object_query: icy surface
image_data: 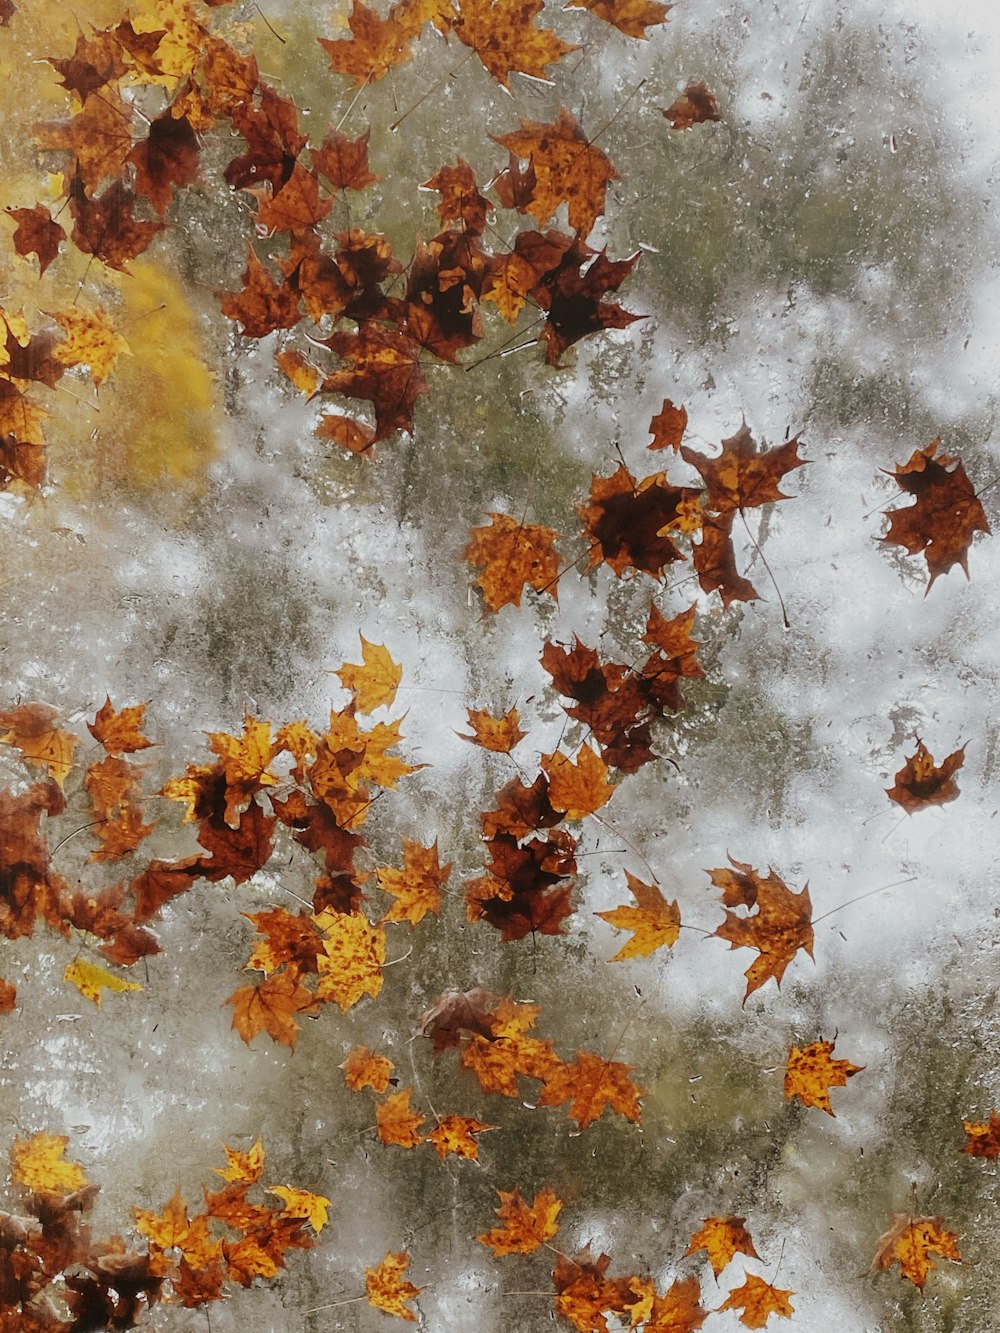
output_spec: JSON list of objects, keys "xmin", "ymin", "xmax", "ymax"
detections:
[{"xmin": 2, "ymin": 0, "xmax": 1000, "ymax": 1330}]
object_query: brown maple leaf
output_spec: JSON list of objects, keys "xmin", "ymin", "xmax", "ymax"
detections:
[
  {"xmin": 662, "ymin": 81, "xmax": 721, "ymax": 130},
  {"xmin": 459, "ymin": 705, "xmax": 527, "ymax": 753},
  {"xmin": 716, "ymin": 1275, "xmax": 794, "ymax": 1329},
  {"xmin": 682, "ymin": 421, "xmax": 806, "ymax": 514},
  {"xmin": 881, "ymin": 439, "xmax": 990, "ymax": 588},
  {"xmin": 318, "ymin": 324, "xmax": 428, "ymax": 442},
  {"xmin": 784, "ymin": 1039, "xmax": 863, "ymax": 1115},
  {"xmin": 451, "ymin": 0, "xmax": 576, "ymax": 88},
  {"xmin": 565, "ymin": 0, "xmax": 671, "ymax": 40},
  {"xmin": 219, "ymin": 245, "xmax": 301, "ymax": 338},
  {"xmin": 7, "ymin": 205, "xmax": 65, "ymax": 275},
  {"xmin": 250, "ymin": 162, "xmax": 332, "ymax": 235},
  {"xmin": 494, "ymin": 107, "xmax": 617, "ymax": 240},
  {"xmin": 530, "ymin": 237, "xmax": 642, "ymax": 365},
  {"xmin": 88, "ymin": 697, "xmax": 154, "ymax": 755},
  {"xmin": 422, "ymin": 158, "xmax": 490, "ymax": 234},
  {"xmin": 538, "ymin": 1050, "xmax": 644, "ymax": 1129},
  {"xmin": 40, "ymin": 90, "xmax": 136, "ymax": 195},
  {"xmin": 312, "ymin": 126, "xmax": 378, "ymax": 191},
  {"xmin": 871, "ymin": 1212, "xmax": 961, "ymax": 1290},
  {"xmin": 579, "ymin": 464, "xmax": 698, "ymax": 578},
  {"xmin": 648, "ymin": 396, "xmax": 687, "ymax": 450},
  {"xmin": 961, "ymin": 1111, "xmax": 1000, "ymax": 1158},
  {"xmin": 710, "ymin": 857, "xmax": 814, "ymax": 1000},
  {"xmin": 225, "ymin": 83, "xmax": 306, "ymax": 193},
  {"xmin": 886, "ymin": 739, "xmax": 965, "ymax": 812},
  {"xmin": 685, "ymin": 1215, "xmax": 759, "ymax": 1277},
  {"xmin": 465, "ymin": 512, "xmax": 560, "ymax": 611},
  {"xmin": 68, "ymin": 171, "xmax": 166, "ymax": 270},
  {"xmin": 129, "ymin": 110, "xmax": 200, "ymax": 214},
  {"xmin": 691, "ymin": 511, "xmax": 761, "ymax": 607},
  {"xmin": 419, "ymin": 986, "xmax": 501, "ymax": 1054},
  {"xmin": 243, "ymin": 908, "xmax": 326, "ymax": 978},
  {"xmin": 553, "ymin": 1248, "xmax": 635, "ymax": 1333},
  {"xmin": 0, "ymin": 977, "xmax": 16, "ymax": 1012},
  {"xmin": 644, "ymin": 1275, "xmax": 708, "ymax": 1332},
  {"xmin": 319, "ymin": 0, "xmax": 435, "ymax": 85},
  {"xmin": 595, "ymin": 871, "xmax": 680, "ymax": 960},
  {"xmin": 477, "ymin": 1185, "xmax": 562, "ymax": 1255}
]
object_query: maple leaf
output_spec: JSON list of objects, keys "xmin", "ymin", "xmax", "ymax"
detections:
[
  {"xmin": 881, "ymin": 439, "xmax": 990, "ymax": 587},
  {"xmin": 459, "ymin": 705, "xmax": 527, "ymax": 752},
  {"xmin": 716, "ymin": 1275, "xmax": 794, "ymax": 1329},
  {"xmin": 579, "ymin": 464, "xmax": 698, "ymax": 578},
  {"xmin": 88, "ymin": 696, "xmax": 154, "ymax": 754},
  {"xmin": 710, "ymin": 857, "xmax": 814, "ymax": 1000},
  {"xmin": 565, "ymin": 0, "xmax": 671, "ymax": 40},
  {"xmin": 51, "ymin": 306, "xmax": 131, "ymax": 386},
  {"xmin": 553, "ymin": 1248, "xmax": 635, "ymax": 1333},
  {"xmin": 961, "ymin": 1110, "xmax": 1000, "ymax": 1157},
  {"xmin": 377, "ymin": 1088, "xmax": 427, "ymax": 1147},
  {"xmin": 645, "ymin": 1276, "xmax": 709, "ymax": 1332},
  {"xmin": 662, "ymin": 82, "xmax": 722, "ymax": 130},
  {"xmin": 214, "ymin": 1138, "xmax": 265, "ymax": 1183},
  {"xmin": 226, "ymin": 972, "xmax": 319, "ymax": 1049},
  {"xmin": 64, "ymin": 957, "xmax": 143, "ymax": 1005},
  {"xmin": 131, "ymin": 857, "xmax": 201, "ymax": 920},
  {"xmin": 465, "ymin": 512, "xmax": 560, "ymax": 611},
  {"xmin": 313, "ymin": 127, "xmax": 378, "ymax": 191},
  {"xmin": 542, "ymin": 743, "xmax": 614, "ymax": 819},
  {"xmin": 419, "ymin": 986, "xmax": 501, "ymax": 1054},
  {"xmin": 251, "ymin": 162, "xmax": 332, "ymax": 235},
  {"xmin": 494, "ymin": 107, "xmax": 617, "ymax": 239},
  {"xmin": 886, "ymin": 739, "xmax": 965, "ymax": 812},
  {"xmin": 219, "ymin": 245, "xmax": 301, "ymax": 338},
  {"xmin": 784, "ymin": 1039, "xmax": 863, "ymax": 1115},
  {"xmin": 68, "ymin": 172, "xmax": 166, "ymax": 270},
  {"xmin": 870, "ymin": 1213, "xmax": 961, "ymax": 1290},
  {"xmin": 0, "ymin": 702, "xmax": 78, "ymax": 787},
  {"xmin": 129, "ymin": 109, "xmax": 200, "ymax": 214},
  {"xmin": 426, "ymin": 1113, "xmax": 496, "ymax": 1160},
  {"xmin": 595, "ymin": 872, "xmax": 680, "ymax": 960},
  {"xmin": 530, "ymin": 237, "xmax": 642, "ymax": 365},
  {"xmin": 477, "ymin": 1185, "xmax": 562, "ymax": 1255},
  {"xmin": 685, "ymin": 1215, "xmax": 760, "ymax": 1276},
  {"xmin": 11, "ymin": 1132, "xmax": 88, "ymax": 1196},
  {"xmin": 0, "ymin": 780, "xmax": 68, "ymax": 939},
  {"xmin": 319, "ymin": 0, "xmax": 433, "ymax": 85},
  {"xmin": 225, "ymin": 83, "xmax": 306, "ymax": 192},
  {"xmin": 7, "ymin": 205, "xmax": 65, "ymax": 275},
  {"xmin": 450, "ymin": 0, "xmax": 576, "ymax": 89},
  {"xmin": 423, "ymin": 158, "xmax": 490, "ymax": 233},
  {"xmin": 40, "ymin": 90, "xmax": 136, "ymax": 195},
  {"xmin": 342, "ymin": 1045, "xmax": 396, "ymax": 1092},
  {"xmin": 315, "ymin": 908, "xmax": 387, "ymax": 1009},
  {"xmin": 466, "ymin": 830, "xmax": 577, "ymax": 941},
  {"xmin": 366, "ymin": 1250, "xmax": 423, "ymax": 1321},
  {"xmin": 319, "ymin": 324, "xmax": 428, "ymax": 442},
  {"xmin": 0, "ymin": 977, "xmax": 16, "ymax": 1012},
  {"xmin": 682, "ymin": 422, "xmax": 806, "ymax": 514},
  {"xmin": 267, "ymin": 1186, "xmax": 331, "ymax": 1232},
  {"xmin": 244, "ymin": 908, "xmax": 325, "ymax": 977},
  {"xmin": 376, "ymin": 837, "xmax": 451, "ymax": 925},
  {"xmin": 336, "ymin": 636, "xmax": 402, "ymax": 713},
  {"xmin": 648, "ymin": 397, "xmax": 688, "ymax": 450},
  {"xmin": 691, "ymin": 511, "xmax": 760, "ymax": 607},
  {"xmin": 538, "ymin": 1050, "xmax": 644, "ymax": 1129}
]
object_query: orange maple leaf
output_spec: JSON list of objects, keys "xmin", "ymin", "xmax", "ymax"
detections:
[
  {"xmin": 0, "ymin": 702, "xmax": 79, "ymax": 788},
  {"xmin": 663, "ymin": 81, "xmax": 722, "ymax": 130},
  {"xmin": 886, "ymin": 739, "xmax": 965, "ymax": 812},
  {"xmin": 459, "ymin": 706, "xmax": 527, "ymax": 753},
  {"xmin": 88, "ymin": 696, "xmax": 154, "ymax": 754},
  {"xmin": 870, "ymin": 1213, "xmax": 961, "ymax": 1290},
  {"xmin": 450, "ymin": 0, "xmax": 576, "ymax": 88},
  {"xmin": 552, "ymin": 1248, "xmax": 635, "ymax": 1333},
  {"xmin": 538, "ymin": 1050, "xmax": 644, "ymax": 1129},
  {"xmin": 319, "ymin": 0, "xmax": 436, "ymax": 85},
  {"xmin": 784, "ymin": 1039, "xmax": 863, "ymax": 1115},
  {"xmin": 648, "ymin": 397, "xmax": 687, "ymax": 450},
  {"xmin": 716, "ymin": 1274, "xmax": 794, "ymax": 1329},
  {"xmin": 685, "ymin": 1215, "xmax": 760, "ymax": 1277},
  {"xmin": 645, "ymin": 1275, "xmax": 709, "ymax": 1332},
  {"xmin": 243, "ymin": 908, "xmax": 326, "ymax": 978},
  {"xmin": 465, "ymin": 513, "xmax": 560, "ymax": 611},
  {"xmin": 335, "ymin": 636, "xmax": 402, "ymax": 713},
  {"xmin": 314, "ymin": 908, "xmax": 386, "ymax": 1009},
  {"xmin": 376, "ymin": 837, "xmax": 451, "ymax": 925},
  {"xmin": 341, "ymin": 1045, "xmax": 396, "ymax": 1093},
  {"xmin": 682, "ymin": 421, "xmax": 806, "ymax": 514},
  {"xmin": 477, "ymin": 1185, "xmax": 562, "ymax": 1255},
  {"xmin": 961, "ymin": 1110, "xmax": 1000, "ymax": 1158},
  {"xmin": 494, "ymin": 107, "xmax": 617, "ymax": 240},
  {"xmin": 426, "ymin": 1113, "xmax": 496, "ymax": 1160},
  {"xmin": 881, "ymin": 439, "xmax": 990, "ymax": 588},
  {"xmin": 365, "ymin": 1249, "xmax": 423, "ymax": 1321},
  {"xmin": 595, "ymin": 871, "xmax": 680, "ymax": 960},
  {"xmin": 226, "ymin": 972, "xmax": 318, "ymax": 1049},
  {"xmin": 542, "ymin": 744, "xmax": 614, "ymax": 819},
  {"xmin": 565, "ymin": 0, "xmax": 671, "ymax": 40},
  {"xmin": 376, "ymin": 1088, "xmax": 426, "ymax": 1147},
  {"xmin": 710, "ymin": 857, "xmax": 814, "ymax": 1001}
]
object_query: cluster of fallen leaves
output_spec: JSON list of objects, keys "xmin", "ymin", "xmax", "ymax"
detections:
[{"xmin": 0, "ymin": 0, "xmax": 996, "ymax": 1329}]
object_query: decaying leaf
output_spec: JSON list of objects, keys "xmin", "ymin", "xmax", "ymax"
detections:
[
  {"xmin": 871, "ymin": 1213, "xmax": 961, "ymax": 1290},
  {"xmin": 886, "ymin": 739, "xmax": 965, "ymax": 812},
  {"xmin": 64, "ymin": 957, "xmax": 143, "ymax": 1005},
  {"xmin": 961, "ymin": 1110, "xmax": 1000, "ymax": 1158},
  {"xmin": 465, "ymin": 513, "xmax": 560, "ymax": 611},
  {"xmin": 881, "ymin": 439, "xmax": 990, "ymax": 588},
  {"xmin": 662, "ymin": 81, "xmax": 721, "ymax": 130}
]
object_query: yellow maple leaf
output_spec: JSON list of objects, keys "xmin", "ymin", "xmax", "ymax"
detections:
[
  {"xmin": 267, "ymin": 1185, "xmax": 331, "ymax": 1232},
  {"xmin": 476, "ymin": 1186, "xmax": 563, "ymax": 1256},
  {"xmin": 595, "ymin": 872, "xmax": 681, "ymax": 961},
  {"xmin": 133, "ymin": 0, "xmax": 205, "ymax": 84},
  {"xmin": 64, "ymin": 957, "xmax": 142, "ymax": 1005},
  {"xmin": 426, "ymin": 1114, "xmax": 495, "ymax": 1160},
  {"xmin": 51, "ymin": 306, "xmax": 131, "ymax": 386},
  {"xmin": 542, "ymin": 743, "xmax": 614, "ymax": 819},
  {"xmin": 784, "ymin": 1039, "xmax": 863, "ymax": 1116},
  {"xmin": 314, "ymin": 909, "xmax": 386, "ymax": 1009},
  {"xmin": 214, "ymin": 1137, "xmax": 265, "ymax": 1183},
  {"xmin": 376, "ymin": 837, "xmax": 451, "ymax": 926},
  {"xmin": 207, "ymin": 714, "xmax": 277, "ymax": 789},
  {"xmin": 365, "ymin": 1250, "xmax": 423, "ymax": 1322},
  {"xmin": 11, "ymin": 1132, "xmax": 87, "ymax": 1195},
  {"xmin": 335, "ymin": 635, "xmax": 402, "ymax": 713}
]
